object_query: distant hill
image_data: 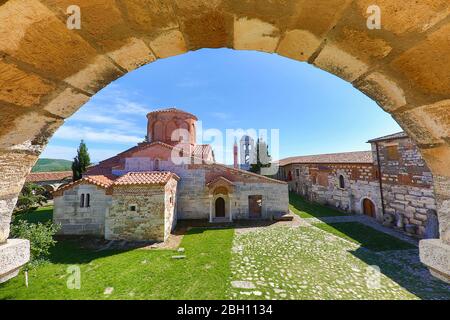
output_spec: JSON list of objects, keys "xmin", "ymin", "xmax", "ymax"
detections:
[{"xmin": 32, "ymin": 159, "xmax": 72, "ymax": 173}]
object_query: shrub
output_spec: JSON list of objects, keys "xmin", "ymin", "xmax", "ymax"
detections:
[{"xmin": 10, "ymin": 219, "xmax": 61, "ymax": 265}]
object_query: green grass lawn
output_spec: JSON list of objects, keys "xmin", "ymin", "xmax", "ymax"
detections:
[
  {"xmin": 0, "ymin": 225, "xmax": 234, "ymax": 300},
  {"xmin": 289, "ymin": 192, "xmax": 349, "ymax": 218},
  {"xmin": 13, "ymin": 206, "xmax": 53, "ymax": 224},
  {"xmin": 314, "ymin": 222, "xmax": 416, "ymax": 251}
]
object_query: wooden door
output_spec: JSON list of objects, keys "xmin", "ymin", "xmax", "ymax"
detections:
[
  {"xmin": 249, "ymin": 195, "xmax": 262, "ymax": 218},
  {"xmin": 363, "ymin": 199, "xmax": 375, "ymax": 218},
  {"xmin": 215, "ymin": 197, "xmax": 225, "ymax": 217}
]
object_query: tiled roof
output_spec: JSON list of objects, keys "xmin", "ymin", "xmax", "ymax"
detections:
[
  {"xmin": 206, "ymin": 176, "xmax": 235, "ymax": 187},
  {"xmin": 54, "ymin": 171, "xmax": 179, "ymax": 195},
  {"xmin": 53, "ymin": 174, "xmax": 116, "ymax": 196},
  {"xmin": 367, "ymin": 132, "xmax": 408, "ymax": 143},
  {"xmin": 147, "ymin": 108, "xmax": 198, "ymax": 120},
  {"xmin": 279, "ymin": 151, "xmax": 374, "ymax": 166},
  {"xmin": 26, "ymin": 171, "xmax": 72, "ymax": 183},
  {"xmin": 114, "ymin": 171, "xmax": 179, "ymax": 186},
  {"xmin": 193, "ymin": 144, "xmax": 213, "ymax": 160}
]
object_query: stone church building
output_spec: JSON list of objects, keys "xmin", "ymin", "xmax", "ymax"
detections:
[
  {"xmin": 278, "ymin": 132, "xmax": 438, "ymax": 238},
  {"xmin": 53, "ymin": 108, "xmax": 288, "ymax": 242}
]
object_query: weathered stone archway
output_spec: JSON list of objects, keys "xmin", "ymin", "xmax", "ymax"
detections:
[{"xmin": 0, "ymin": 0, "xmax": 449, "ymax": 281}]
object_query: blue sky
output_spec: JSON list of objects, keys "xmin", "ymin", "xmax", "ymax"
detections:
[{"xmin": 41, "ymin": 48, "xmax": 402, "ymax": 164}]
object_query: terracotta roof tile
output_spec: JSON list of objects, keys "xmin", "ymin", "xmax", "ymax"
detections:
[
  {"xmin": 26, "ymin": 171, "xmax": 72, "ymax": 183},
  {"xmin": 147, "ymin": 108, "xmax": 198, "ymax": 120},
  {"xmin": 52, "ymin": 174, "xmax": 116, "ymax": 196},
  {"xmin": 113, "ymin": 171, "xmax": 179, "ymax": 186},
  {"xmin": 279, "ymin": 151, "xmax": 373, "ymax": 167},
  {"xmin": 367, "ymin": 132, "xmax": 407, "ymax": 143}
]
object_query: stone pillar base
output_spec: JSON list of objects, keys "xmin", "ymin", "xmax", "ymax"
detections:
[
  {"xmin": 419, "ymin": 239, "xmax": 450, "ymax": 284},
  {"xmin": 0, "ymin": 239, "xmax": 30, "ymax": 283}
]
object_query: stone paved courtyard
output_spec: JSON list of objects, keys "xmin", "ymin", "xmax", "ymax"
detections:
[{"xmin": 228, "ymin": 224, "xmax": 450, "ymax": 300}]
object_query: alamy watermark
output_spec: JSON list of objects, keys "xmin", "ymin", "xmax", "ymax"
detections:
[
  {"xmin": 66, "ymin": 265, "xmax": 81, "ymax": 290},
  {"xmin": 367, "ymin": 5, "xmax": 381, "ymax": 30},
  {"xmin": 66, "ymin": 5, "xmax": 81, "ymax": 30}
]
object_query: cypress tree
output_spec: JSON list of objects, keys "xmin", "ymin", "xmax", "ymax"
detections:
[{"xmin": 72, "ymin": 140, "xmax": 91, "ymax": 181}]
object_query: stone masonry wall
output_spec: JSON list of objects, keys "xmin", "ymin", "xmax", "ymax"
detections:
[
  {"xmin": 373, "ymin": 138, "xmax": 436, "ymax": 236},
  {"xmin": 53, "ymin": 184, "xmax": 111, "ymax": 236},
  {"xmin": 164, "ymin": 178, "xmax": 178, "ymax": 240},
  {"xmin": 106, "ymin": 185, "xmax": 167, "ymax": 241},
  {"xmin": 281, "ymin": 163, "xmax": 383, "ymax": 219},
  {"xmin": 158, "ymin": 160, "xmax": 288, "ymax": 220}
]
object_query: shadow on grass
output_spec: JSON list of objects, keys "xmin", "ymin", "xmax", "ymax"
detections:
[
  {"xmin": 314, "ymin": 222, "xmax": 415, "ymax": 251},
  {"xmin": 289, "ymin": 192, "xmax": 350, "ymax": 219},
  {"xmin": 350, "ymin": 247, "xmax": 450, "ymax": 300}
]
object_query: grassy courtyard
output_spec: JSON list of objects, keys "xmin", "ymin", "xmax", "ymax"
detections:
[
  {"xmin": 1, "ymin": 203, "xmax": 450, "ymax": 300},
  {"xmin": 289, "ymin": 192, "xmax": 349, "ymax": 218}
]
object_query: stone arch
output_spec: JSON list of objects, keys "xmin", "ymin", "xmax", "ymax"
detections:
[
  {"xmin": 152, "ymin": 121, "xmax": 164, "ymax": 142},
  {"xmin": 165, "ymin": 121, "xmax": 178, "ymax": 142},
  {"xmin": 360, "ymin": 197, "xmax": 380, "ymax": 221},
  {"xmin": 0, "ymin": 0, "xmax": 449, "ymax": 280}
]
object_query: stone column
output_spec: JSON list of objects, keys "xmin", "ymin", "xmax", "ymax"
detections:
[
  {"xmin": 0, "ymin": 150, "xmax": 36, "ymax": 283},
  {"xmin": 419, "ymin": 174, "xmax": 450, "ymax": 283},
  {"xmin": 209, "ymin": 195, "xmax": 213, "ymax": 223}
]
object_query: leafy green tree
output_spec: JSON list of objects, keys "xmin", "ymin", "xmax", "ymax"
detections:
[
  {"xmin": 72, "ymin": 140, "xmax": 91, "ymax": 181},
  {"xmin": 249, "ymin": 138, "xmax": 272, "ymax": 175},
  {"xmin": 16, "ymin": 183, "xmax": 47, "ymax": 212}
]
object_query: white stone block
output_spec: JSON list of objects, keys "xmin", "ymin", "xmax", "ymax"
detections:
[{"xmin": 0, "ymin": 239, "xmax": 30, "ymax": 283}]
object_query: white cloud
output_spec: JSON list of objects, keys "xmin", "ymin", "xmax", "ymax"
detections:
[
  {"xmin": 53, "ymin": 125, "xmax": 143, "ymax": 144},
  {"xmin": 70, "ymin": 114, "xmax": 134, "ymax": 127}
]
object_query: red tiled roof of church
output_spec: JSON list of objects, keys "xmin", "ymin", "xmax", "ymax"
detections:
[
  {"xmin": 279, "ymin": 151, "xmax": 373, "ymax": 166},
  {"xmin": 52, "ymin": 174, "xmax": 117, "ymax": 196},
  {"xmin": 147, "ymin": 108, "xmax": 198, "ymax": 120},
  {"xmin": 85, "ymin": 141, "xmax": 214, "ymax": 176},
  {"xmin": 53, "ymin": 171, "xmax": 179, "ymax": 196},
  {"xmin": 26, "ymin": 171, "xmax": 72, "ymax": 183},
  {"xmin": 114, "ymin": 171, "xmax": 179, "ymax": 186}
]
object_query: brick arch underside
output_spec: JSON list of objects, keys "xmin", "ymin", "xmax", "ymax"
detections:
[{"xmin": 0, "ymin": 0, "xmax": 449, "ymax": 249}]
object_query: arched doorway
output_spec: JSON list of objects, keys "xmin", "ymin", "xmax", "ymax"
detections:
[
  {"xmin": 363, "ymin": 199, "xmax": 376, "ymax": 218},
  {"xmin": 0, "ymin": 0, "xmax": 449, "ymax": 282},
  {"xmin": 215, "ymin": 197, "xmax": 225, "ymax": 218}
]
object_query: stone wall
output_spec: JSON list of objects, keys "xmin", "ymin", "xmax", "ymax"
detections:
[
  {"xmin": 106, "ymin": 184, "xmax": 167, "ymax": 241},
  {"xmin": 158, "ymin": 161, "xmax": 288, "ymax": 220},
  {"xmin": 281, "ymin": 163, "xmax": 382, "ymax": 219},
  {"xmin": 164, "ymin": 178, "xmax": 178, "ymax": 240},
  {"xmin": 372, "ymin": 138, "xmax": 437, "ymax": 236},
  {"xmin": 53, "ymin": 184, "xmax": 111, "ymax": 236},
  {"xmin": 231, "ymin": 183, "xmax": 289, "ymax": 219}
]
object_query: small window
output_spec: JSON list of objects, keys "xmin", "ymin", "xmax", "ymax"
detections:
[
  {"xmin": 80, "ymin": 194, "xmax": 85, "ymax": 208},
  {"xmin": 386, "ymin": 145, "xmax": 400, "ymax": 161},
  {"xmin": 154, "ymin": 159, "xmax": 160, "ymax": 171},
  {"xmin": 129, "ymin": 205, "xmax": 137, "ymax": 212},
  {"xmin": 339, "ymin": 175, "xmax": 345, "ymax": 189},
  {"xmin": 296, "ymin": 169, "xmax": 300, "ymax": 177},
  {"xmin": 86, "ymin": 193, "xmax": 90, "ymax": 207}
]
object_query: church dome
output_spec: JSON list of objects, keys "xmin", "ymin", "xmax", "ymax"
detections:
[{"xmin": 146, "ymin": 108, "xmax": 197, "ymax": 146}]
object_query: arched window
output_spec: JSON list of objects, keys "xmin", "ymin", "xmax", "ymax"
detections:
[
  {"xmin": 80, "ymin": 194, "xmax": 85, "ymax": 208},
  {"xmin": 86, "ymin": 193, "xmax": 90, "ymax": 207},
  {"xmin": 154, "ymin": 159, "xmax": 160, "ymax": 171},
  {"xmin": 339, "ymin": 175, "xmax": 345, "ymax": 189}
]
